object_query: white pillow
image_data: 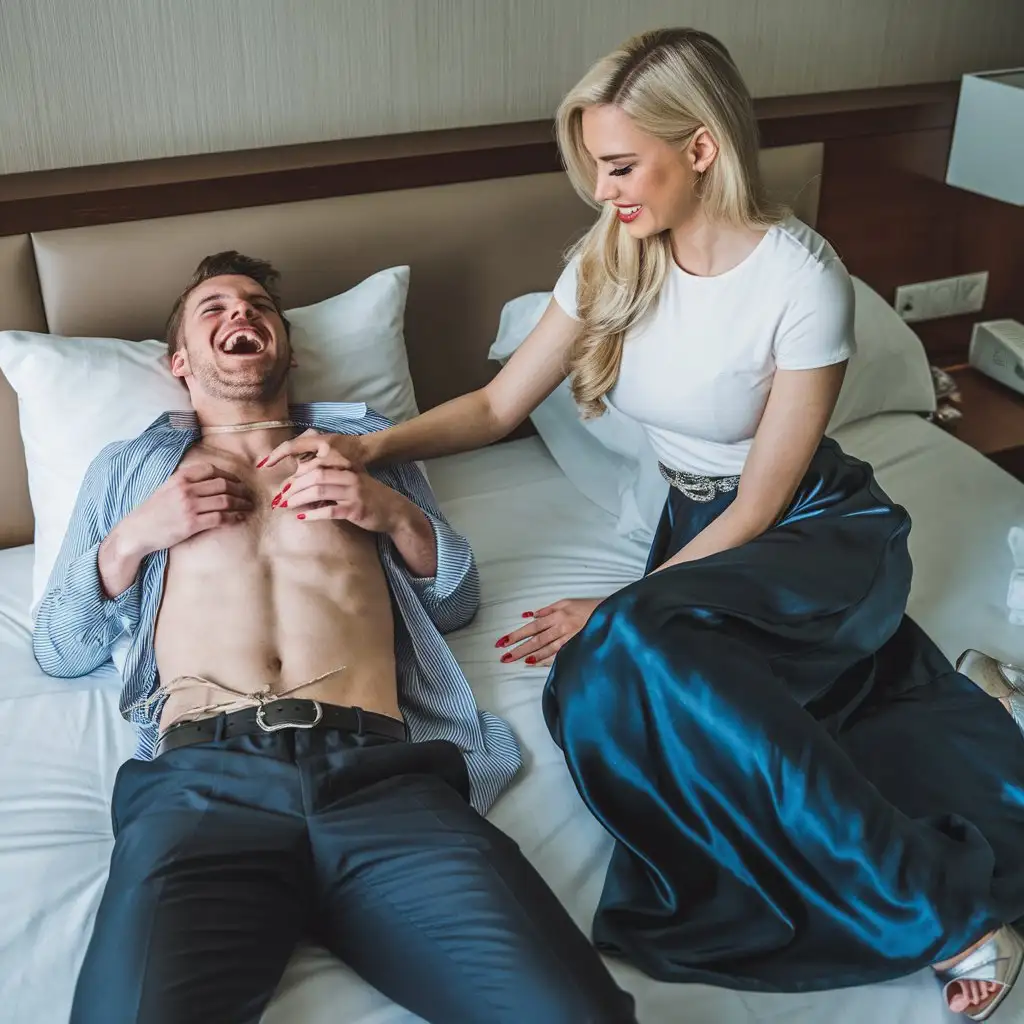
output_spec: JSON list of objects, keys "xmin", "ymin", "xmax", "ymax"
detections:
[
  {"xmin": 285, "ymin": 267, "xmax": 417, "ymax": 422},
  {"xmin": 828, "ymin": 276, "xmax": 936, "ymax": 431},
  {"xmin": 488, "ymin": 295, "xmax": 667, "ymax": 542},
  {"xmin": 0, "ymin": 266, "xmax": 414, "ymax": 612},
  {"xmin": 488, "ymin": 276, "xmax": 937, "ymax": 540}
]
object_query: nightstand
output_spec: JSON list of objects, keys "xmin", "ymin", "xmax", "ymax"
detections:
[{"xmin": 943, "ymin": 366, "xmax": 1024, "ymax": 481}]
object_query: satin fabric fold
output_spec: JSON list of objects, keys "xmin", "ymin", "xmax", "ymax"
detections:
[{"xmin": 543, "ymin": 438, "xmax": 1024, "ymax": 992}]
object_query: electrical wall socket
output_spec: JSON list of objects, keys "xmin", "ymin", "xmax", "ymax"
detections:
[{"xmin": 894, "ymin": 271, "xmax": 989, "ymax": 323}]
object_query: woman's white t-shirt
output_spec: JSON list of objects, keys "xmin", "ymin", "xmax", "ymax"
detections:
[{"xmin": 552, "ymin": 216, "xmax": 855, "ymax": 478}]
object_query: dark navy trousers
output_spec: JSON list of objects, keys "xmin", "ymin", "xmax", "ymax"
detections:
[{"xmin": 70, "ymin": 724, "xmax": 636, "ymax": 1024}]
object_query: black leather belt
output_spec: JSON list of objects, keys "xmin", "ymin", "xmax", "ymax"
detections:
[{"xmin": 156, "ymin": 699, "xmax": 408, "ymax": 756}]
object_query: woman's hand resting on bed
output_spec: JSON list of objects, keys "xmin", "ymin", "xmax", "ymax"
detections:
[{"xmin": 495, "ymin": 598, "xmax": 603, "ymax": 668}]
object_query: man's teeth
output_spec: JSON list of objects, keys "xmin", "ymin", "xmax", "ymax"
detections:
[{"xmin": 222, "ymin": 332, "xmax": 263, "ymax": 353}]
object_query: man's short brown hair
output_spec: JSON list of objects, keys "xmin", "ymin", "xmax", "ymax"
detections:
[{"xmin": 164, "ymin": 251, "xmax": 290, "ymax": 355}]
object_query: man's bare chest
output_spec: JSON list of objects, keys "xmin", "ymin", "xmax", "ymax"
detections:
[{"xmin": 170, "ymin": 446, "xmax": 375, "ymax": 563}]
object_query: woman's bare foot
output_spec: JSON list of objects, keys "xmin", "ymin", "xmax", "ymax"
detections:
[{"xmin": 933, "ymin": 932, "xmax": 1003, "ymax": 1015}]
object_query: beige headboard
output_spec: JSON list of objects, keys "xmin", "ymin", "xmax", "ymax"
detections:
[
  {"xmin": 0, "ymin": 142, "xmax": 822, "ymax": 549},
  {"xmin": 0, "ymin": 235, "xmax": 46, "ymax": 548}
]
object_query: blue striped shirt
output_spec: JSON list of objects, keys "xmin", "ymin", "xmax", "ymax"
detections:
[{"xmin": 32, "ymin": 402, "xmax": 522, "ymax": 813}]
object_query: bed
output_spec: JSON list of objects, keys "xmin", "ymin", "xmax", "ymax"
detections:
[
  {"xmin": 1, "ymin": 138, "xmax": 1022, "ymax": 1023},
  {"xmin": 4, "ymin": 415, "xmax": 1024, "ymax": 1023}
]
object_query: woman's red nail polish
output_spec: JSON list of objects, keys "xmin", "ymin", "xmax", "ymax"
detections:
[
  {"xmin": 522, "ymin": 611, "xmax": 534, "ymax": 618},
  {"xmin": 495, "ymin": 636, "xmax": 509, "ymax": 648},
  {"xmin": 525, "ymin": 657, "xmax": 536, "ymax": 665},
  {"xmin": 296, "ymin": 513, "xmax": 306, "ymax": 520},
  {"xmin": 282, "ymin": 482, "xmax": 291, "ymax": 494},
  {"xmin": 256, "ymin": 457, "xmax": 268, "ymax": 468},
  {"xmin": 500, "ymin": 654, "xmax": 512, "ymax": 663},
  {"xmin": 271, "ymin": 495, "xmax": 281, "ymax": 507},
  {"xmin": 280, "ymin": 500, "xmax": 288, "ymax": 508}
]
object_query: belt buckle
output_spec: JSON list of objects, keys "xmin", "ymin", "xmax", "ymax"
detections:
[{"xmin": 255, "ymin": 699, "xmax": 324, "ymax": 733}]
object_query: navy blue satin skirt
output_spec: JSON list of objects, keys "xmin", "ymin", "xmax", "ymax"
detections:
[{"xmin": 542, "ymin": 438, "xmax": 1024, "ymax": 992}]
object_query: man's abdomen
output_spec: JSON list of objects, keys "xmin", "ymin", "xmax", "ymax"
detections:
[{"xmin": 154, "ymin": 515, "xmax": 399, "ymax": 733}]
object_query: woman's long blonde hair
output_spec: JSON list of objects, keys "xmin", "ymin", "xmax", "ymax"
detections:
[{"xmin": 556, "ymin": 27, "xmax": 786, "ymax": 418}]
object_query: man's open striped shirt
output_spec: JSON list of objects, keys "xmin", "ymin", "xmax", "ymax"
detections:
[{"xmin": 32, "ymin": 403, "xmax": 521, "ymax": 813}]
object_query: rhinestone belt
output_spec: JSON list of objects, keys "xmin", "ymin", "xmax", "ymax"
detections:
[{"xmin": 658, "ymin": 462, "xmax": 740, "ymax": 503}]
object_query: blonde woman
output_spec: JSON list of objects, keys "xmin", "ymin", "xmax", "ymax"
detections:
[{"xmin": 262, "ymin": 29, "xmax": 1024, "ymax": 1019}]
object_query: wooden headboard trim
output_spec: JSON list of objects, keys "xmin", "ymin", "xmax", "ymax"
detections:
[{"xmin": 0, "ymin": 82, "xmax": 959, "ymax": 237}]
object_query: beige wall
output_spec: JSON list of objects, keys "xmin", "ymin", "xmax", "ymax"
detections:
[{"xmin": 2, "ymin": 0, "xmax": 1023, "ymax": 176}]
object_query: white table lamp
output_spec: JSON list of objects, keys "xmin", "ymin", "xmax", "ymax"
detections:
[{"xmin": 946, "ymin": 69, "xmax": 1024, "ymax": 205}]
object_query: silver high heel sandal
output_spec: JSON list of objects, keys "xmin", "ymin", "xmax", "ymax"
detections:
[
  {"xmin": 934, "ymin": 926, "xmax": 1024, "ymax": 1021},
  {"xmin": 943, "ymin": 655, "xmax": 1024, "ymax": 1019},
  {"xmin": 956, "ymin": 649, "xmax": 1024, "ymax": 733}
]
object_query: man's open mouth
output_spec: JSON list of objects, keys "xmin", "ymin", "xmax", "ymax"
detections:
[{"xmin": 217, "ymin": 328, "xmax": 267, "ymax": 355}]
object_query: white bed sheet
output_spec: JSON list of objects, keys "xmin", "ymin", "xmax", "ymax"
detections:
[{"xmin": 4, "ymin": 412, "xmax": 1021, "ymax": 1024}]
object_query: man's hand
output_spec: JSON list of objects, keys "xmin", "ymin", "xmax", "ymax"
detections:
[
  {"xmin": 258, "ymin": 428, "xmax": 368, "ymax": 473},
  {"xmin": 100, "ymin": 463, "xmax": 253, "ymax": 597},
  {"xmin": 495, "ymin": 597, "xmax": 603, "ymax": 667}
]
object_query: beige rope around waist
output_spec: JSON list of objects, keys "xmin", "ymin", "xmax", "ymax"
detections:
[{"xmin": 127, "ymin": 665, "xmax": 348, "ymax": 735}]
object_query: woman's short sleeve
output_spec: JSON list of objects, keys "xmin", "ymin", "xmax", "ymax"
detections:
[
  {"xmin": 774, "ymin": 258, "xmax": 856, "ymax": 371},
  {"xmin": 552, "ymin": 255, "xmax": 582, "ymax": 321}
]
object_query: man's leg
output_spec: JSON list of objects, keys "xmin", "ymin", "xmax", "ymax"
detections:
[
  {"xmin": 307, "ymin": 739, "xmax": 637, "ymax": 1024},
  {"xmin": 71, "ymin": 746, "xmax": 309, "ymax": 1024}
]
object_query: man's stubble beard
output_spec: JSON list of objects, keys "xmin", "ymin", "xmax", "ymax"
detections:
[{"xmin": 191, "ymin": 352, "xmax": 291, "ymax": 403}]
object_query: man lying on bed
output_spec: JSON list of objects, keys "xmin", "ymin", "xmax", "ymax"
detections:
[{"xmin": 32, "ymin": 251, "xmax": 636, "ymax": 1024}]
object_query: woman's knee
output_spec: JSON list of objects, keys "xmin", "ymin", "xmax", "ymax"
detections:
[{"xmin": 578, "ymin": 585, "xmax": 661, "ymax": 644}]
